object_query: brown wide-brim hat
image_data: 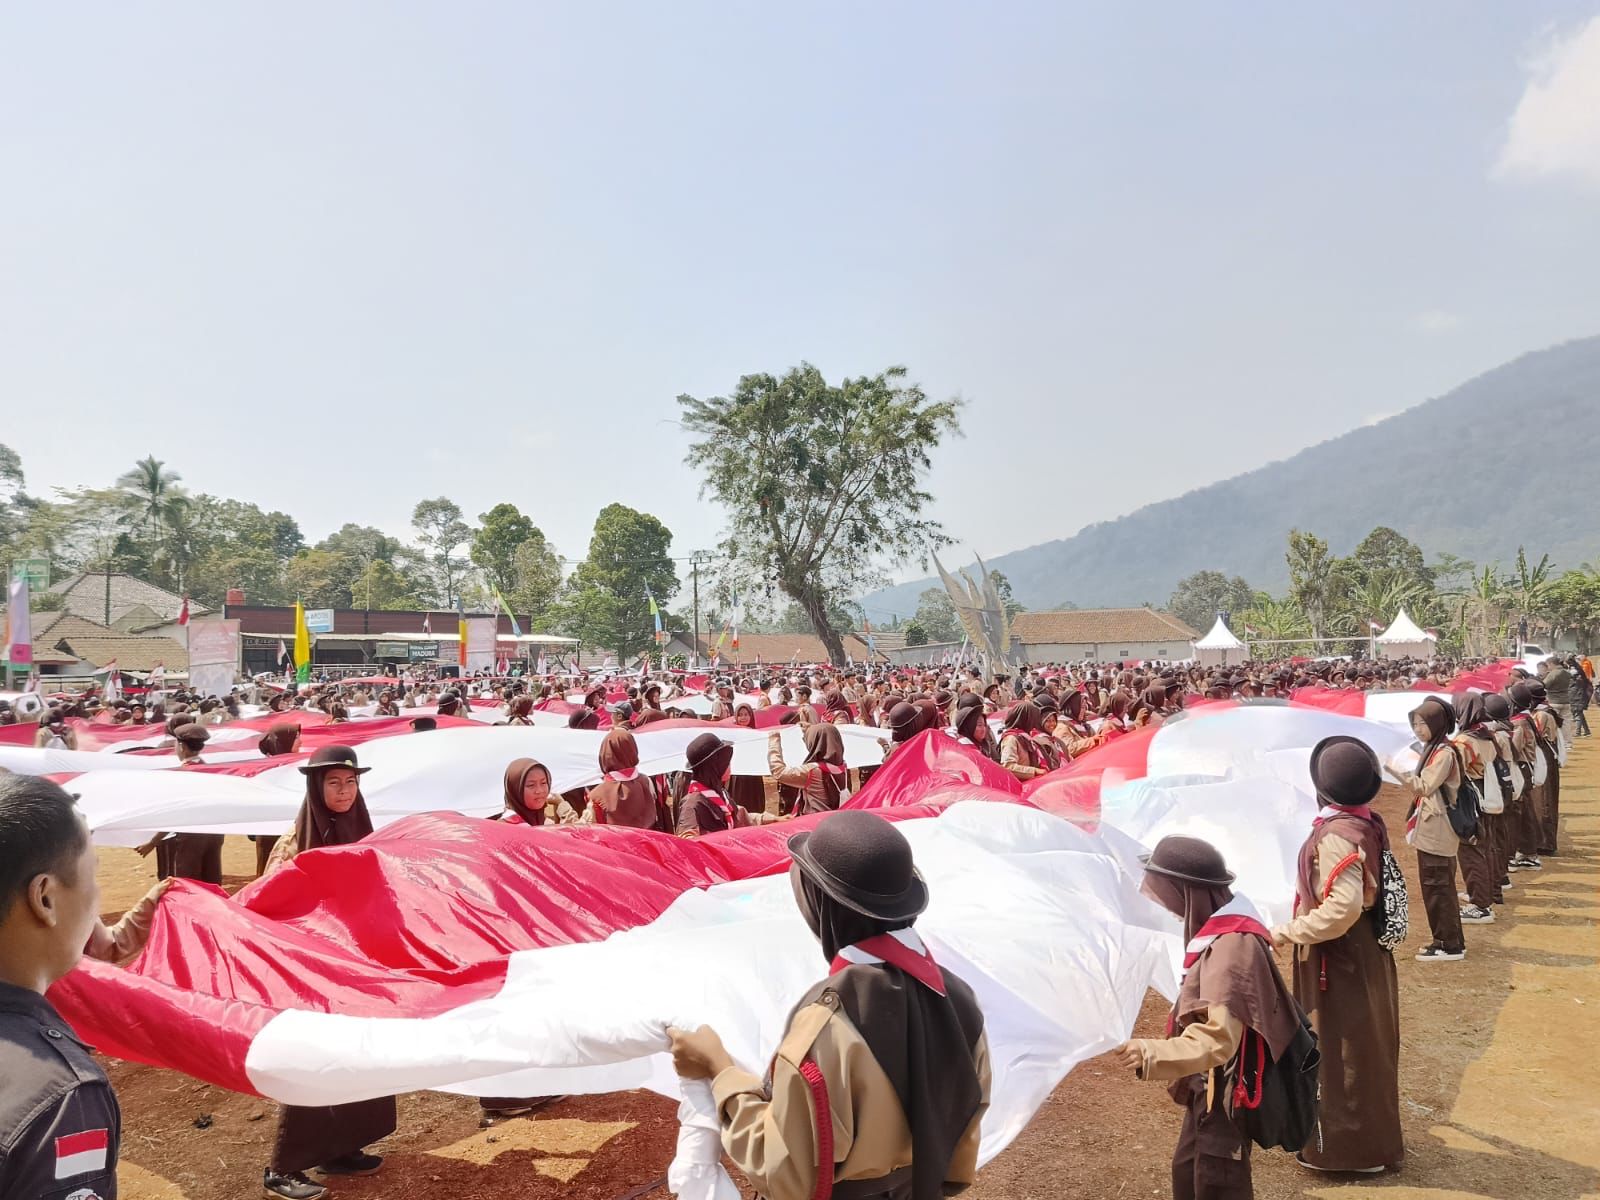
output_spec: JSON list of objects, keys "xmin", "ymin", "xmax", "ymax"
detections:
[
  {"xmin": 298, "ymin": 744, "xmax": 371, "ymax": 775},
  {"xmin": 788, "ymin": 810, "xmax": 928, "ymax": 922},
  {"xmin": 1139, "ymin": 834, "xmax": 1235, "ymax": 886}
]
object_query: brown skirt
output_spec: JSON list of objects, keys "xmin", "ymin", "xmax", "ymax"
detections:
[
  {"xmin": 1292, "ymin": 915, "xmax": 1404, "ymax": 1171},
  {"xmin": 271, "ymin": 1098, "xmax": 398, "ymax": 1174}
]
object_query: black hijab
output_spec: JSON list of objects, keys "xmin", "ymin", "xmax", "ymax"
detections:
[
  {"xmin": 789, "ymin": 866, "xmax": 985, "ymax": 1200},
  {"xmin": 294, "ymin": 767, "xmax": 375, "ymax": 852}
]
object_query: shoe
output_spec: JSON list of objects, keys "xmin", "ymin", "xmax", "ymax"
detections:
[
  {"xmin": 1415, "ymin": 945, "xmax": 1465, "ymax": 962},
  {"xmin": 1509, "ymin": 855, "xmax": 1541, "ymax": 871},
  {"xmin": 317, "ymin": 1152, "xmax": 383, "ymax": 1177},
  {"xmin": 1460, "ymin": 905, "xmax": 1495, "ymax": 924},
  {"xmin": 1295, "ymin": 1153, "xmax": 1384, "ymax": 1174},
  {"xmin": 1458, "ymin": 891, "xmax": 1472, "ymax": 902},
  {"xmin": 1501, "ymin": 879, "xmax": 1513, "ymax": 890},
  {"xmin": 264, "ymin": 1170, "xmax": 327, "ymax": 1200}
]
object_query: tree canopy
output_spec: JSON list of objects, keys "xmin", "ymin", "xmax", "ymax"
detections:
[{"xmin": 679, "ymin": 363, "xmax": 960, "ymax": 664}]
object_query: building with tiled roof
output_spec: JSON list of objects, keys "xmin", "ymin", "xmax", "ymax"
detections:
[
  {"xmin": 51, "ymin": 572, "xmax": 206, "ymax": 628},
  {"xmin": 1010, "ymin": 608, "xmax": 1198, "ymax": 663}
]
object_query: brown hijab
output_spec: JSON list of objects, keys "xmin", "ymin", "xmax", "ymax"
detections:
[
  {"xmin": 258, "ymin": 722, "xmax": 301, "ymax": 757},
  {"xmin": 500, "ymin": 757, "xmax": 549, "ymax": 825},
  {"xmin": 588, "ymin": 728, "xmax": 658, "ymax": 829}
]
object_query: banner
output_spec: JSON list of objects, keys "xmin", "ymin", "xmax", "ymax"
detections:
[
  {"xmin": 304, "ymin": 609, "xmax": 335, "ymax": 634},
  {"xmin": 187, "ymin": 618, "xmax": 241, "ymax": 669},
  {"xmin": 4, "ymin": 574, "xmax": 32, "ymax": 665},
  {"xmin": 464, "ymin": 617, "xmax": 498, "ymax": 672}
]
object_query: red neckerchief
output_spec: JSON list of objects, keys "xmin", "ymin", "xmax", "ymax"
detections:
[
  {"xmin": 829, "ymin": 930, "xmax": 946, "ymax": 996},
  {"xmin": 603, "ymin": 768, "xmax": 638, "ymax": 782},
  {"xmin": 685, "ymin": 780, "xmax": 737, "ymax": 829}
]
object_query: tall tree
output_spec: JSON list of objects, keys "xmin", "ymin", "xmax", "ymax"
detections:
[
  {"xmin": 411, "ymin": 498, "xmax": 474, "ymax": 608},
  {"xmin": 679, "ymin": 364, "xmax": 960, "ymax": 664},
  {"xmin": 508, "ymin": 532, "xmax": 564, "ymax": 629},
  {"xmin": 561, "ymin": 504, "xmax": 677, "ymax": 660},
  {"xmin": 471, "ymin": 504, "xmax": 537, "ymax": 597},
  {"xmin": 912, "ymin": 587, "xmax": 961, "ymax": 644},
  {"xmin": 1345, "ymin": 526, "xmax": 1433, "ymax": 591},
  {"xmin": 1547, "ymin": 569, "xmax": 1600, "ymax": 652},
  {"xmin": 1286, "ymin": 529, "xmax": 1337, "ymax": 642},
  {"xmin": 1504, "ymin": 547, "xmax": 1554, "ymax": 638},
  {"xmin": 1167, "ymin": 570, "xmax": 1255, "ymax": 633},
  {"xmin": 116, "ymin": 456, "xmax": 188, "ymax": 552}
]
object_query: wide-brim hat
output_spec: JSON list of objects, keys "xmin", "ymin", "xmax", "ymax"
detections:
[
  {"xmin": 172, "ymin": 723, "xmax": 210, "ymax": 744},
  {"xmin": 1139, "ymin": 834, "xmax": 1235, "ymax": 886},
  {"xmin": 298, "ymin": 744, "xmax": 370, "ymax": 775},
  {"xmin": 1309, "ymin": 735, "xmax": 1383, "ymax": 808},
  {"xmin": 788, "ymin": 810, "xmax": 928, "ymax": 922},
  {"xmin": 686, "ymin": 732, "xmax": 733, "ymax": 772}
]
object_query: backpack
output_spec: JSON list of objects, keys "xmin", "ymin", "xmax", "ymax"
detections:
[
  {"xmin": 1371, "ymin": 847, "xmax": 1409, "ymax": 952},
  {"xmin": 1449, "ymin": 760, "xmax": 1482, "ymax": 841},
  {"xmin": 1230, "ymin": 1009, "xmax": 1321, "ymax": 1152},
  {"xmin": 1483, "ymin": 757, "xmax": 1512, "ymax": 814}
]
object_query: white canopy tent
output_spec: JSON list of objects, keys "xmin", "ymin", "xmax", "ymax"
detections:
[
  {"xmin": 1374, "ymin": 609, "xmax": 1437, "ymax": 660},
  {"xmin": 1192, "ymin": 616, "xmax": 1248, "ymax": 667}
]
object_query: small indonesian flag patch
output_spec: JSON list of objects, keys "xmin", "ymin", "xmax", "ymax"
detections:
[{"xmin": 55, "ymin": 1128, "xmax": 109, "ymax": 1178}]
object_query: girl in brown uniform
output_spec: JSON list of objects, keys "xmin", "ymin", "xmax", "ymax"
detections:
[
  {"xmin": 261, "ymin": 746, "xmax": 397, "ymax": 1200},
  {"xmin": 1117, "ymin": 836, "xmax": 1298, "ymax": 1200},
  {"xmin": 669, "ymin": 811, "xmax": 990, "ymax": 1200},
  {"xmin": 1405, "ymin": 698, "xmax": 1465, "ymax": 962},
  {"xmin": 1273, "ymin": 737, "xmax": 1403, "ymax": 1175}
]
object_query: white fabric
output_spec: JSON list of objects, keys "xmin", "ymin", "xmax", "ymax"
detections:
[
  {"xmin": 241, "ymin": 802, "xmax": 1181, "ymax": 1196},
  {"xmin": 1193, "ymin": 617, "xmax": 1246, "ymax": 651},
  {"xmin": 71, "ymin": 723, "xmax": 889, "ymax": 841}
]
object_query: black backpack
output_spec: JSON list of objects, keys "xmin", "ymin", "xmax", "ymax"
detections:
[
  {"xmin": 1449, "ymin": 750, "xmax": 1482, "ymax": 841},
  {"xmin": 1230, "ymin": 1009, "xmax": 1321, "ymax": 1151}
]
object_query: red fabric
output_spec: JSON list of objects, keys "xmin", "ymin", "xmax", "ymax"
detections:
[
  {"xmin": 1288, "ymin": 688, "xmax": 1366, "ymax": 716},
  {"xmin": 830, "ymin": 934, "xmax": 946, "ymax": 996},
  {"xmin": 844, "ymin": 730, "xmax": 1022, "ymax": 810},
  {"xmin": 1021, "ymin": 722, "xmax": 1160, "ymax": 818},
  {"xmin": 1181, "ymin": 914, "xmax": 1270, "ymax": 970},
  {"xmin": 49, "ymin": 798, "xmax": 999, "ymax": 1095}
]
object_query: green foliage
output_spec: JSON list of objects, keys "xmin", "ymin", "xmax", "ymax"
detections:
[
  {"xmin": 472, "ymin": 504, "xmax": 536, "ymax": 597},
  {"xmin": 508, "ymin": 532, "xmax": 564, "ymax": 629},
  {"xmin": 902, "ymin": 621, "xmax": 929, "ymax": 647},
  {"xmin": 1286, "ymin": 529, "xmax": 1337, "ymax": 640},
  {"xmin": 1167, "ymin": 570, "xmax": 1255, "ymax": 633},
  {"xmin": 1546, "ymin": 569, "xmax": 1600, "ymax": 651},
  {"xmin": 411, "ymin": 497, "xmax": 473, "ymax": 608},
  {"xmin": 913, "ymin": 587, "xmax": 961, "ymax": 644},
  {"xmin": 679, "ymin": 363, "xmax": 960, "ymax": 664},
  {"xmin": 560, "ymin": 504, "xmax": 677, "ymax": 660}
]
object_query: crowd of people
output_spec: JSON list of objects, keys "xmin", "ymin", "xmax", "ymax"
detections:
[{"xmin": 0, "ymin": 645, "xmax": 1588, "ymax": 1200}]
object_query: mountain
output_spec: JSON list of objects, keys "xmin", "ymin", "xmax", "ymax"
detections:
[{"xmin": 865, "ymin": 334, "xmax": 1600, "ymax": 617}]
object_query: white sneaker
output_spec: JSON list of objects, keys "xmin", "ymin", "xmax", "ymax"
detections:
[
  {"xmin": 1415, "ymin": 945, "xmax": 1466, "ymax": 962},
  {"xmin": 1460, "ymin": 905, "xmax": 1495, "ymax": 924}
]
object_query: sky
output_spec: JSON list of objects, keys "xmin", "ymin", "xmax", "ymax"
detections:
[{"xmin": 4, "ymin": 3, "xmax": 1600, "ymax": 593}]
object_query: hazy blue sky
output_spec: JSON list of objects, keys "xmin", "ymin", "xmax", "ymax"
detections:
[{"xmin": 4, "ymin": 4, "xmax": 1599, "ymax": 589}]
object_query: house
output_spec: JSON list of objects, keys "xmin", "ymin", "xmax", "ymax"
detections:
[
  {"xmin": 0, "ymin": 610, "xmax": 190, "ymax": 679},
  {"xmin": 1010, "ymin": 608, "xmax": 1199, "ymax": 663},
  {"xmin": 51, "ymin": 573, "xmax": 206, "ymax": 634}
]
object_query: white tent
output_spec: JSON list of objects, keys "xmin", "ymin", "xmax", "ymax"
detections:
[
  {"xmin": 1374, "ymin": 608, "xmax": 1437, "ymax": 660},
  {"xmin": 1193, "ymin": 616, "xmax": 1248, "ymax": 667}
]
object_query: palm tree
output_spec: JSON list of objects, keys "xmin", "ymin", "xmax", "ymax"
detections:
[
  {"xmin": 1455, "ymin": 564, "xmax": 1506, "ymax": 657},
  {"xmin": 116, "ymin": 456, "xmax": 188, "ymax": 572},
  {"xmin": 1504, "ymin": 547, "xmax": 1553, "ymax": 646}
]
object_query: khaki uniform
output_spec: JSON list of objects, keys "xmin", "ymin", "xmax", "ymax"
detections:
[{"xmin": 713, "ymin": 991, "xmax": 991, "ymax": 1200}]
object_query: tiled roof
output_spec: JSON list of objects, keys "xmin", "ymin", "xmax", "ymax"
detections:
[
  {"xmin": 53, "ymin": 573, "xmax": 206, "ymax": 625},
  {"xmin": 677, "ymin": 631, "xmax": 882, "ymax": 664},
  {"xmin": 53, "ymin": 635, "xmax": 188, "ymax": 672},
  {"xmin": 1010, "ymin": 608, "xmax": 1198, "ymax": 646}
]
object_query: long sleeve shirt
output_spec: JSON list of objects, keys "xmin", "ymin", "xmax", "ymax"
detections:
[
  {"xmin": 1125, "ymin": 1005, "xmax": 1243, "ymax": 1081},
  {"xmin": 712, "ymin": 994, "xmax": 991, "ymax": 1200},
  {"xmin": 1276, "ymin": 833, "xmax": 1367, "ymax": 946}
]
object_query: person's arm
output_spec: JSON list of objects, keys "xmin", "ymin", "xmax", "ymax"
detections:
[
  {"xmin": 1123, "ymin": 1004, "xmax": 1243, "ymax": 1081},
  {"xmin": 1000, "ymin": 733, "xmax": 1043, "ymax": 780},
  {"xmin": 262, "ymin": 828, "xmax": 297, "ymax": 875},
  {"xmin": 85, "ymin": 879, "xmax": 172, "ymax": 962},
  {"xmin": 767, "ymin": 733, "xmax": 813, "ymax": 788},
  {"xmin": 0, "ymin": 1079, "xmax": 120, "ymax": 1199},
  {"xmin": 711, "ymin": 1004, "xmax": 861, "ymax": 1200},
  {"xmin": 1412, "ymin": 746, "xmax": 1456, "ymax": 796},
  {"xmin": 1275, "ymin": 836, "xmax": 1364, "ymax": 946}
]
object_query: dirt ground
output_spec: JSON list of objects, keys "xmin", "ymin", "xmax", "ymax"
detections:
[{"xmin": 101, "ymin": 745, "xmax": 1600, "ymax": 1200}]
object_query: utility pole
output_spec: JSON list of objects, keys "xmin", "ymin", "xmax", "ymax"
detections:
[{"xmin": 688, "ymin": 550, "xmax": 716, "ymax": 670}]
